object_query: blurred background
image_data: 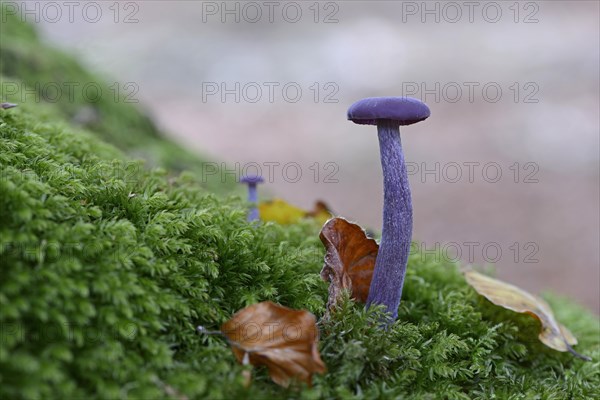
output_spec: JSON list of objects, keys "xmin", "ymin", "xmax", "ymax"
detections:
[{"xmin": 32, "ymin": 1, "xmax": 598, "ymax": 313}]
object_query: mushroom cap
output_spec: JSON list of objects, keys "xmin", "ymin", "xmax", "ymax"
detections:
[
  {"xmin": 347, "ymin": 97, "xmax": 430, "ymax": 126},
  {"xmin": 240, "ymin": 175, "xmax": 264, "ymax": 184},
  {"xmin": 1, "ymin": 102, "xmax": 18, "ymax": 110}
]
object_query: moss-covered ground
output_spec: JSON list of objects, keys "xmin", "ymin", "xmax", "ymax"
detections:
[{"xmin": 1, "ymin": 10, "xmax": 598, "ymax": 400}]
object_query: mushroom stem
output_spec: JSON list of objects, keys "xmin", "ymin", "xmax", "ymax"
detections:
[
  {"xmin": 240, "ymin": 175, "xmax": 264, "ymax": 222},
  {"xmin": 247, "ymin": 183, "xmax": 259, "ymax": 221},
  {"xmin": 367, "ymin": 120, "xmax": 412, "ymax": 322}
]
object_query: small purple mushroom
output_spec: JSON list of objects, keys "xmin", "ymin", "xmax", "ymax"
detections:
[
  {"xmin": 1, "ymin": 103, "xmax": 18, "ymax": 109},
  {"xmin": 240, "ymin": 174, "xmax": 264, "ymax": 222},
  {"xmin": 347, "ymin": 97, "xmax": 430, "ymax": 322}
]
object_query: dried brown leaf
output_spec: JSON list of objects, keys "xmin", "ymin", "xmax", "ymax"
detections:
[
  {"xmin": 221, "ymin": 301, "xmax": 326, "ymax": 387},
  {"xmin": 319, "ymin": 217, "xmax": 378, "ymax": 312},
  {"xmin": 305, "ymin": 200, "xmax": 334, "ymax": 225}
]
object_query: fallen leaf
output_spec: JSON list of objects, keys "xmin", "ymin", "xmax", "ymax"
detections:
[
  {"xmin": 221, "ymin": 301, "xmax": 326, "ymax": 387},
  {"xmin": 320, "ymin": 217, "xmax": 378, "ymax": 313},
  {"xmin": 306, "ymin": 200, "xmax": 334, "ymax": 225},
  {"xmin": 464, "ymin": 269, "xmax": 590, "ymax": 360},
  {"xmin": 258, "ymin": 199, "xmax": 306, "ymax": 225},
  {"xmin": 258, "ymin": 199, "xmax": 334, "ymax": 225}
]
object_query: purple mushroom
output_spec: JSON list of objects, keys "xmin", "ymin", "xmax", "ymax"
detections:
[
  {"xmin": 347, "ymin": 97, "xmax": 430, "ymax": 322},
  {"xmin": 240, "ymin": 174, "xmax": 264, "ymax": 221},
  {"xmin": 1, "ymin": 103, "xmax": 18, "ymax": 109}
]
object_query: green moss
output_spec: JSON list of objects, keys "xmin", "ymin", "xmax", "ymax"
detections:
[
  {"xmin": 1, "ymin": 85, "xmax": 599, "ymax": 400},
  {"xmin": 1, "ymin": 12, "xmax": 598, "ymax": 400},
  {"xmin": 0, "ymin": 99, "xmax": 328, "ymax": 399}
]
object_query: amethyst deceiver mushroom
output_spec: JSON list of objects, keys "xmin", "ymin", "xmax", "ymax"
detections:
[
  {"xmin": 347, "ymin": 97, "xmax": 430, "ymax": 322},
  {"xmin": 240, "ymin": 174, "xmax": 264, "ymax": 221}
]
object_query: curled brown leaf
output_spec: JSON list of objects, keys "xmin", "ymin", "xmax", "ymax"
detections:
[
  {"xmin": 221, "ymin": 301, "xmax": 326, "ymax": 387},
  {"xmin": 319, "ymin": 217, "xmax": 378, "ymax": 313}
]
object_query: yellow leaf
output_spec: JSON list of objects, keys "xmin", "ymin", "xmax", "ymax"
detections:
[
  {"xmin": 258, "ymin": 199, "xmax": 306, "ymax": 225},
  {"xmin": 463, "ymin": 269, "xmax": 590, "ymax": 360},
  {"xmin": 258, "ymin": 199, "xmax": 333, "ymax": 225}
]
